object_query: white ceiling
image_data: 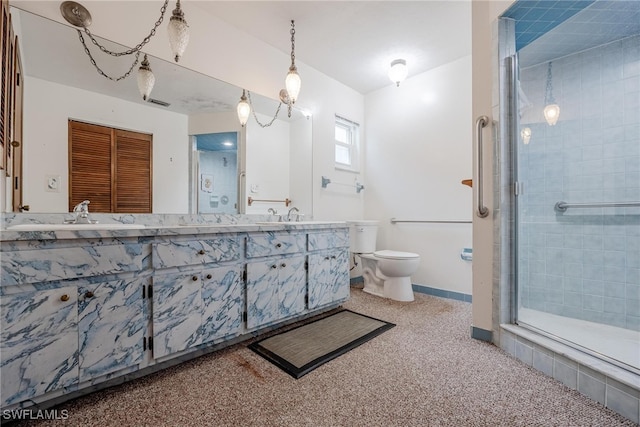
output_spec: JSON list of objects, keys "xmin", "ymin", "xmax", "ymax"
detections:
[{"xmin": 196, "ymin": 1, "xmax": 472, "ymax": 94}]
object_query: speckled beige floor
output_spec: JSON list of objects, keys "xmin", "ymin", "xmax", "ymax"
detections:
[{"xmin": 15, "ymin": 288, "xmax": 638, "ymax": 427}]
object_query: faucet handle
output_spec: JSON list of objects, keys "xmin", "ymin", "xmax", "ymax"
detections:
[{"xmin": 73, "ymin": 200, "xmax": 90, "ymax": 213}]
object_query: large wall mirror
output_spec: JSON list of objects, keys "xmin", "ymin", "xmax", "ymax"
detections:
[{"xmin": 11, "ymin": 6, "xmax": 312, "ymax": 216}]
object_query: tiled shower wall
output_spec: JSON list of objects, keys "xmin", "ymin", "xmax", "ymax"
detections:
[
  {"xmin": 517, "ymin": 34, "xmax": 640, "ymax": 331},
  {"xmin": 198, "ymin": 151, "xmax": 238, "ymax": 215}
]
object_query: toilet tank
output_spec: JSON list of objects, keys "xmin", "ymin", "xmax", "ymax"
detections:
[{"xmin": 346, "ymin": 220, "xmax": 379, "ymax": 253}]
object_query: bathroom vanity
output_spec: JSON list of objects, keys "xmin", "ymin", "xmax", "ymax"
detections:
[{"xmin": 0, "ymin": 218, "xmax": 350, "ymax": 410}]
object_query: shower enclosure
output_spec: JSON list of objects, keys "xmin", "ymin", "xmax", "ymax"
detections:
[{"xmin": 507, "ymin": 1, "xmax": 640, "ymax": 372}]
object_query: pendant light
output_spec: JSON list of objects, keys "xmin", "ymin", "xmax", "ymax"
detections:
[
  {"xmin": 237, "ymin": 90, "xmax": 251, "ymax": 127},
  {"xmin": 543, "ymin": 62, "xmax": 560, "ymax": 126},
  {"xmin": 168, "ymin": 0, "xmax": 189, "ymax": 62},
  {"xmin": 137, "ymin": 55, "xmax": 155, "ymax": 101},
  {"xmin": 284, "ymin": 20, "xmax": 301, "ymax": 106}
]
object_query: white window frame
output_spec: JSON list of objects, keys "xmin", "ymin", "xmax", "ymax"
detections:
[{"xmin": 334, "ymin": 115, "xmax": 360, "ymax": 173}]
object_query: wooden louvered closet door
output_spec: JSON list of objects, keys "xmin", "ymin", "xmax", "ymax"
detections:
[
  {"xmin": 114, "ymin": 129, "xmax": 152, "ymax": 213},
  {"xmin": 69, "ymin": 120, "xmax": 152, "ymax": 213}
]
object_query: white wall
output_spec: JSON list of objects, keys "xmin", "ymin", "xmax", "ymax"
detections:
[
  {"xmin": 364, "ymin": 56, "xmax": 473, "ymax": 294},
  {"xmin": 245, "ymin": 112, "xmax": 290, "ymax": 215},
  {"xmin": 23, "ymin": 76, "xmax": 188, "ymax": 213},
  {"xmin": 471, "ymin": 0, "xmax": 515, "ymax": 331}
]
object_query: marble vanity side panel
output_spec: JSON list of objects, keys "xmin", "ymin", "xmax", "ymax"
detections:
[
  {"xmin": 246, "ymin": 260, "xmax": 280, "ymax": 329},
  {"xmin": 1, "ymin": 287, "xmax": 79, "ymax": 407},
  {"xmin": 77, "ymin": 278, "xmax": 146, "ymax": 382},
  {"xmin": 151, "ymin": 235, "xmax": 241, "ymax": 269},
  {"xmin": 200, "ymin": 265, "xmax": 244, "ymax": 344},
  {"xmin": 307, "ymin": 253, "xmax": 331, "ymax": 309},
  {"xmin": 152, "ymin": 273, "xmax": 203, "ymax": 359},
  {"xmin": 1, "ymin": 243, "xmax": 145, "ymax": 285},
  {"xmin": 307, "ymin": 229, "xmax": 349, "ymax": 251},
  {"xmin": 245, "ymin": 231, "xmax": 307, "ymax": 258},
  {"xmin": 278, "ymin": 254, "xmax": 307, "ymax": 318},
  {"xmin": 331, "ymin": 249, "xmax": 351, "ymax": 302}
]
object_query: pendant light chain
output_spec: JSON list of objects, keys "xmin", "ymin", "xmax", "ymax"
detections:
[
  {"xmin": 247, "ymin": 91, "xmax": 282, "ymax": 128},
  {"xmin": 82, "ymin": 0, "xmax": 169, "ymax": 58},
  {"xmin": 545, "ymin": 62, "xmax": 555, "ymax": 104},
  {"xmin": 75, "ymin": 0, "xmax": 169, "ymax": 82},
  {"xmin": 77, "ymin": 31, "xmax": 141, "ymax": 81},
  {"xmin": 290, "ymin": 20, "xmax": 296, "ymax": 68}
]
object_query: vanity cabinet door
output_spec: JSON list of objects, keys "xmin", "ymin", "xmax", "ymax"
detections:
[
  {"xmin": 200, "ymin": 265, "xmax": 244, "ymax": 345},
  {"xmin": 152, "ymin": 273, "xmax": 203, "ymax": 359},
  {"xmin": 246, "ymin": 254, "xmax": 306, "ymax": 329},
  {"xmin": 308, "ymin": 249, "xmax": 350, "ymax": 309},
  {"xmin": 0, "ymin": 287, "xmax": 79, "ymax": 407},
  {"xmin": 77, "ymin": 278, "xmax": 146, "ymax": 381}
]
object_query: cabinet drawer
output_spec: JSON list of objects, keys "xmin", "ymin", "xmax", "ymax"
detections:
[
  {"xmin": 246, "ymin": 231, "xmax": 306, "ymax": 258},
  {"xmin": 1, "ymin": 244, "xmax": 145, "ymax": 285},
  {"xmin": 152, "ymin": 235, "xmax": 241, "ymax": 268},
  {"xmin": 307, "ymin": 229, "xmax": 349, "ymax": 251}
]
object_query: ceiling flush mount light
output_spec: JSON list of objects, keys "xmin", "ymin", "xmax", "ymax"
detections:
[
  {"xmin": 388, "ymin": 59, "xmax": 408, "ymax": 87},
  {"xmin": 543, "ymin": 62, "xmax": 560, "ymax": 126},
  {"xmin": 237, "ymin": 20, "xmax": 302, "ymax": 127},
  {"xmin": 60, "ymin": 0, "xmax": 189, "ymax": 100}
]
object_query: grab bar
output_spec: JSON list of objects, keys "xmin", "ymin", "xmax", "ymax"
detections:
[
  {"xmin": 555, "ymin": 201, "xmax": 640, "ymax": 212},
  {"xmin": 476, "ymin": 115, "xmax": 489, "ymax": 218},
  {"xmin": 390, "ymin": 218, "xmax": 471, "ymax": 224}
]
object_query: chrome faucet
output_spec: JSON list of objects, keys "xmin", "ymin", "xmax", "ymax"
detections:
[
  {"xmin": 69, "ymin": 200, "xmax": 96, "ymax": 224},
  {"xmin": 287, "ymin": 207, "xmax": 300, "ymax": 222}
]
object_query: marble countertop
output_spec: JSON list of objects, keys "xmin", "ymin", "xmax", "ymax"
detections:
[{"xmin": 0, "ymin": 221, "xmax": 349, "ymax": 242}]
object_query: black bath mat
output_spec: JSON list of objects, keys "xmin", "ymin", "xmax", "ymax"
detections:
[{"xmin": 248, "ymin": 309, "xmax": 395, "ymax": 379}]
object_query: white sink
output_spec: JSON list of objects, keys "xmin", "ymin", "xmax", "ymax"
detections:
[{"xmin": 6, "ymin": 223, "xmax": 145, "ymax": 231}]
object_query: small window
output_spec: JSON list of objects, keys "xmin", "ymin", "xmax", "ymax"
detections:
[{"xmin": 334, "ymin": 115, "xmax": 360, "ymax": 172}]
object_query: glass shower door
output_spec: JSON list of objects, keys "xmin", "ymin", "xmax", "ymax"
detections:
[{"xmin": 514, "ymin": 13, "xmax": 640, "ymax": 371}]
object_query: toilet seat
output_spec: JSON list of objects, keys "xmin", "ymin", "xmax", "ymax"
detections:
[{"xmin": 373, "ymin": 250, "xmax": 419, "ymax": 260}]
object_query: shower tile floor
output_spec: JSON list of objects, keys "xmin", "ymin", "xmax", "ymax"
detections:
[{"xmin": 519, "ymin": 308, "xmax": 640, "ymax": 372}]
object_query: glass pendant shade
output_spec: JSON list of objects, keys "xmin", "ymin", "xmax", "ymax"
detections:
[
  {"xmin": 388, "ymin": 59, "xmax": 408, "ymax": 86},
  {"xmin": 168, "ymin": 10, "xmax": 189, "ymax": 62},
  {"xmin": 237, "ymin": 91, "xmax": 251, "ymax": 127},
  {"xmin": 543, "ymin": 104, "xmax": 560, "ymax": 126},
  {"xmin": 285, "ymin": 67, "xmax": 301, "ymax": 104},
  {"xmin": 137, "ymin": 55, "xmax": 155, "ymax": 101}
]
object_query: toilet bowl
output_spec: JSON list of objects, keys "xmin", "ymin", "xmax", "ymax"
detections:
[
  {"xmin": 347, "ymin": 220, "xmax": 420, "ymax": 302},
  {"xmin": 359, "ymin": 250, "xmax": 420, "ymax": 302}
]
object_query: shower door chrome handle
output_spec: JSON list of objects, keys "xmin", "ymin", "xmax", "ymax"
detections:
[{"xmin": 476, "ymin": 115, "xmax": 490, "ymax": 218}]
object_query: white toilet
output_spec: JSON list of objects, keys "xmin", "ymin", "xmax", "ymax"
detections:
[{"xmin": 347, "ymin": 220, "xmax": 420, "ymax": 302}]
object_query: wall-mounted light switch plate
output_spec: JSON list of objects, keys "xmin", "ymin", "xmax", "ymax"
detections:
[{"xmin": 45, "ymin": 175, "xmax": 61, "ymax": 192}]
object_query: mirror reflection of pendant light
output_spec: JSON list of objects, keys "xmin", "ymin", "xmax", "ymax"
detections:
[
  {"xmin": 237, "ymin": 90, "xmax": 251, "ymax": 127},
  {"xmin": 237, "ymin": 20, "xmax": 302, "ymax": 127},
  {"xmin": 543, "ymin": 62, "xmax": 560, "ymax": 126},
  {"xmin": 60, "ymin": 0, "xmax": 189, "ymax": 100},
  {"xmin": 388, "ymin": 59, "xmax": 408, "ymax": 87},
  {"xmin": 521, "ymin": 127, "xmax": 532, "ymax": 144},
  {"xmin": 168, "ymin": 0, "xmax": 189, "ymax": 62},
  {"xmin": 137, "ymin": 55, "xmax": 155, "ymax": 101}
]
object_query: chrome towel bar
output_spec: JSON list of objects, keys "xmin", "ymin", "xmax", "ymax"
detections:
[
  {"xmin": 555, "ymin": 201, "xmax": 640, "ymax": 212},
  {"xmin": 390, "ymin": 218, "xmax": 472, "ymax": 224}
]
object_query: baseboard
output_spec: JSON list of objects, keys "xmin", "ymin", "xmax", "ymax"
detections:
[
  {"xmin": 349, "ymin": 277, "xmax": 472, "ymax": 303},
  {"xmin": 470, "ymin": 326, "xmax": 493, "ymax": 342}
]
